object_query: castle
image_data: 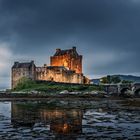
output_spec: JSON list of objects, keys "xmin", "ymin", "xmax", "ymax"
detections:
[{"xmin": 11, "ymin": 47, "xmax": 89, "ymax": 89}]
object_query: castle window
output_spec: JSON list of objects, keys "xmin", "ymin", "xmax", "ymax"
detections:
[{"xmin": 49, "ymin": 77, "xmax": 53, "ymax": 81}]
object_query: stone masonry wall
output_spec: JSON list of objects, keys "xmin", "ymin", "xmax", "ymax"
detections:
[
  {"xmin": 36, "ymin": 67, "xmax": 84, "ymax": 84},
  {"xmin": 50, "ymin": 49, "xmax": 82, "ymax": 74}
]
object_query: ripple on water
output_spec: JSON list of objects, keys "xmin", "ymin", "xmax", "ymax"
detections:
[{"xmin": 0, "ymin": 100, "xmax": 139, "ymax": 139}]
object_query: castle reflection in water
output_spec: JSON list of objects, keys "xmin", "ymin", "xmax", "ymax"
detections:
[{"xmin": 11, "ymin": 101, "xmax": 83, "ymax": 135}]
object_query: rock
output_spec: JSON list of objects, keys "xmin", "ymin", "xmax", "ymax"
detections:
[
  {"xmin": 90, "ymin": 91, "xmax": 99, "ymax": 95},
  {"xmin": 120, "ymin": 90, "xmax": 134, "ymax": 98},
  {"xmin": 83, "ymin": 92, "xmax": 90, "ymax": 95},
  {"xmin": 104, "ymin": 95, "xmax": 110, "ymax": 98},
  {"xmin": 83, "ymin": 91, "xmax": 99, "ymax": 95},
  {"xmin": 98, "ymin": 108, "xmax": 103, "ymax": 112},
  {"xmin": 59, "ymin": 90, "xmax": 69, "ymax": 94},
  {"xmin": 30, "ymin": 90, "xmax": 38, "ymax": 94},
  {"xmin": 98, "ymin": 91, "xmax": 110, "ymax": 98},
  {"xmin": 69, "ymin": 91, "xmax": 81, "ymax": 95}
]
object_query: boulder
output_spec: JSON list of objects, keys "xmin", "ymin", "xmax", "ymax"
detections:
[{"xmin": 59, "ymin": 90, "xmax": 69, "ymax": 94}]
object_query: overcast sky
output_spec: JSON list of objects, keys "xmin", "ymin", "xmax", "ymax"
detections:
[{"xmin": 0, "ymin": 0, "xmax": 140, "ymax": 89}]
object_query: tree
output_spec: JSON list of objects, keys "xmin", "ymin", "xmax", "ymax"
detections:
[
  {"xmin": 111, "ymin": 76, "xmax": 121, "ymax": 84},
  {"xmin": 107, "ymin": 75, "xmax": 111, "ymax": 84},
  {"xmin": 100, "ymin": 77, "xmax": 108, "ymax": 84},
  {"xmin": 122, "ymin": 80, "xmax": 133, "ymax": 84},
  {"xmin": 100, "ymin": 75, "xmax": 121, "ymax": 84},
  {"xmin": 14, "ymin": 77, "xmax": 35, "ymax": 90}
]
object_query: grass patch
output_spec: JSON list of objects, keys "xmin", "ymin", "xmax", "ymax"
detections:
[{"xmin": 13, "ymin": 77, "xmax": 103, "ymax": 93}]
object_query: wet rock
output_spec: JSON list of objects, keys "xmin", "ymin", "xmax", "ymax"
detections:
[
  {"xmin": 59, "ymin": 90, "xmax": 69, "ymax": 94},
  {"xmin": 0, "ymin": 99, "xmax": 140, "ymax": 139},
  {"xmin": 98, "ymin": 108, "xmax": 103, "ymax": 112},
  {"xmin": 69, "ymin": 91, "xmax": 81, "ymax": 95},
  {"xmin": 22, "ymin": 129, "xmax": 31, "ymax": 133},
  {"xmin": 30, "ymin": 90, "xmax": 39, "ymax": 94},
  {"xmin": 89, "ymin": 91, "xmax": 99, "ymax": 95}
]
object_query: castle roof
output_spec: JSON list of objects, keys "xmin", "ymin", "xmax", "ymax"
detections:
[
  {"xmin": 12, "ymin": 61, "xmax": 35, "ymax": 69},
  {"xmin": 53, "ymin": 47, "xmax": 79, "ymax": 56},
  {"xmin": 54, "ymin": 49, "xmax": 72, "ymax": 56}
]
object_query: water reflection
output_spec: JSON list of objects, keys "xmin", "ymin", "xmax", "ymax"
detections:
[
  {"xmin": 11, "ymin": 101, "xmax": 82, "ymax": 135},
  {"xmin": 0, "ymin": 102, "xmax": 11, "ymax": 118},
  {"xmin": 0, "ymin": 100, "xmax": 139, "ymax": 139}
]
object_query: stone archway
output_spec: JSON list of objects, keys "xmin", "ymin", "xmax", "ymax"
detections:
[
  {"xmin": 134, "ymin": 88, "xmax": 140, "ymax": 97},
  {"xmin": 120, "ymin": 87, "xmax": 130, "ymax": 96}
]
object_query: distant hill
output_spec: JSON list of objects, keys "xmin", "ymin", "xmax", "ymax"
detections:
[
  {"xmin": 91, "ymin": 75, "xmax": 140, "ymax": 84},
  {"xmin": 114, "ymin": 75, "xmax": 140, "ymax": 83}
]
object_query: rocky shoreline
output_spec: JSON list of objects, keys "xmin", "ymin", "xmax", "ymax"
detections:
[
  {"xmin": 0, "ymin": 93, "xmax": 139, "ymax": 139},
  {"xmin": 0, "ymin": 91, "xmax": 139, "ymax": 104}
]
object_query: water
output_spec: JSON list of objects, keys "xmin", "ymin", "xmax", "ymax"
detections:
[{"xmin": 0, "ymin": 99, "xmax": 139, "ymax": 140}]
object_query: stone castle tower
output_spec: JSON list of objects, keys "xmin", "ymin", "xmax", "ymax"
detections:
[
  {"xmin": 11, "ymin": 61, "xmax": 36, "ymax": 88},
  {"xmin": 50, "ymin": 47, "xmax": 82, "ymax": 74}
]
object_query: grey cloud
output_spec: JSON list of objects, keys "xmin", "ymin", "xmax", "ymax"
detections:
[{"xmin": 0, "ymin": 0, "xmax": 140, "ymax": 86}]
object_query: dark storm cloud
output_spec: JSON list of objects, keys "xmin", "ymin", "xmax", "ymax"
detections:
[{"xmin": 0, "ymin": 0, "xmax": 140, "ymax": 81}]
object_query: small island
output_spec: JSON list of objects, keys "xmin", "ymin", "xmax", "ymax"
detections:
[{"xmin": 0, "ymin": 47, "xmax": 139, "ymax": 99}]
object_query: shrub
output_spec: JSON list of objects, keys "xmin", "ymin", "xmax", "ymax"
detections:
[{"xmin": 14, "ymin": 78, "xmax": 104, "ymax": 93}]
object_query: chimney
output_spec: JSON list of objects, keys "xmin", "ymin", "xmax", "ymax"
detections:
[
  {"xmin": 31, "ymin": 60, "xmax": 34, "ymax": 64},
  {"xmin": 14, "ymin": 61, "xmax": 19, "ymax": 66},
  {"xmin": 44, "ymin": 64, "xmax": 47, "ymax": 67},
  {"xmin": 56, "ymin": 48, "xmax": 61, "ymax": 52},
  {"xmin": 72, "ymin": 46, "xmax": 76, "ymax": 51}
]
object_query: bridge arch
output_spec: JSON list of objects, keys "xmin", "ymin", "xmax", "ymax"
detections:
[
  {"xmin": 120, "ymin": 87, "xmax": 131, "ymax": 96},
  {"xmin": 134, "ymin": 88, "xmax": 140, "ymax": 97}
]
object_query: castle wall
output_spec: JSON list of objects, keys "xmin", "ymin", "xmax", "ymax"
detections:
[
  {"xmin": 36, "ymin": 67, "xmax": 84, "ymax": 84},
  {"xmin": 11, "ymin": 62, "xmax": 36, "ymax": 89},
  {"xmin": 12, "ymin": 68, "xmax": 27, "ymax": 89},
  {"xmin": 50, "ymin": 54, "xmax": 70, "ymax": 70},
  {"xmin": 71, "ymin": 55, "xmax": 82, "ymax": 74},
  {"xmin": 11, "ymin": 47, "xmax": 89, "ymax": 89},
  {"xmin": 50, "ymin": 48, "xmax": 82, "ymax": 74}
]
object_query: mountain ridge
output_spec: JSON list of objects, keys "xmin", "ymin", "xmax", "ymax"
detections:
[{"xmin": 91, "ymin": 75, "xmax": 140, "ymax": 84}]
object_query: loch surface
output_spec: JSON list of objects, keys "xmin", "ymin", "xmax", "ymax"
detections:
[{"xmin": 0, "ymin": 99, "xmax": 140, "ymax": 140}]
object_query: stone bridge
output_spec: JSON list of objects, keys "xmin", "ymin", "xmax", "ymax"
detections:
[{"xmin": 102, "ymin": 83, "xmax": 140, "ymax": 96}]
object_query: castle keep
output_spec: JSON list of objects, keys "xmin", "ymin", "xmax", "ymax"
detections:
[
  {"xmin": 50, "ymin": 47, "xmax": 82, "ymax": 74},
  {"xmin": 11, "ymin": 47, "xmax": 89, "ymax": 89}
]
